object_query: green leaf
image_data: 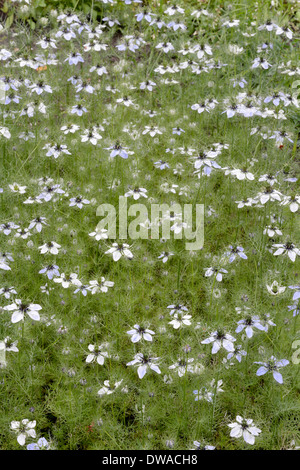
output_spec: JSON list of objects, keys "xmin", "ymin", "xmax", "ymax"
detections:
[
  {"xmin": 5, "ymin": 13, "xmax": 14, "ymax": 29},
  {"xmin": 82, "ymin": 4, "xmax": 90, "ymax": 14},
  {"xmin": 35, "ymin": 0, "xmax": 47, "ymax": 7},
  {"xmin": 28, "ymin": 19, "xmax": 36, "ymax": 30},
  {"xmin": 2, "ymin": 2, "xmax": 9, "ymax": 13}
]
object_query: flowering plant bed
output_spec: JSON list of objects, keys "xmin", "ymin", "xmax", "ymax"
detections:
[{"xmin": 0, "ymin": 0, "xmax": 299, "ymax": 451}]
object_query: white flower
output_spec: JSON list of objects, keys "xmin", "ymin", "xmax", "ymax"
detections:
[
  {"xmin": 251, "ymin": 57, "xmax": 272, "ymax": 69},
  {"xmin": 0, "ymin": 258, "xmax": 11, "ymax": 271},
  {"xmin": 30, "ymin": 82, "xmax": 52, "ymax": 95},
  {"xmin": 89, "ymin": 65, "xmax": 108, "ymax": 76},
  {"xmin": 66, "ymin": 52, "xmax": 84, "ymax": 66},
  {"xmin": 225, "ymin": 245, "xmax": 247, "ymax": 263},
  {"xmin": 28, "ymin": 217, "xmax": 48, "ymax": 233},
  {"xmin": 105, "ymin": 243, "xmax": 133, "ymax": 261},
  {"xmin": 80, "ymin": 129, "xmax": 102, "ymax": 145},
  {"xmin": 0, "ymin": 337, "xmax": 19, "ymax": 353},
  {"xmin": 0, "ymin": 286, "xmax": 17, "ymax": 299},
  {"xmin": 272, "ymin": 242, "xmax": 300, "ymax": 262},
  {"xmin": 37, "ymin": 37, "xmax": 57, "ymax": 49},
  {"xmin": 39, "ymin": 265, "xmax": 60, "ymax": 280},
  {"xmin": 4, "ymin": 299, "xmax": 42, "ymax": 323},
  {"xmin": 89, "ymin": 228, "xmax": 109, "ymax": 241},
  {"xmin": 0, "ymin": 252, "xmax": 13, "ymax": 271},
  {"xmin": 11, "ymin": 419, "xmax": 36, "ymax": 446},
  {"xmin": 193, "ymin": 379, "xmax": 224, "ymax": 403},
  {"xmin": 236, "ymin": 316, "xmax": 265, "ymax": 338},
  {"xmin": 97, "ymin": 379, "xmax": 123, "ymax": 396},
  {"xmin": 169, "ymin": 358, "xmax": 194, "ymax": 377},
  {"xmin": 276, "ymin": 26, "xmax": 293, "ymax": 39},
  {"xmin": 263, "ymin": 225, "xmax": 282, "ymax": 237},
  {"xmin": 259, "ymin": 314, "xmax": 276, "ymax": 331},
  {"xmin": 289, "ymin": 285, "xmax": 300, "ymax": 302},
  {"xmin": 256, "ymin": 188, "xmax": 282, "ymax": 204},
  {"xmin": 228, "ymin": 416, "xmax": 261, "ymax": 445},
  {"xmin": 142, "ymin": 126, "xmax": 162, "ymax": 137},
  {"xmin": 37, "ymin": 184, "xmax": 65, "ymax": 201},
  {"xmin": 55, "ymin": 28, "xmax": 76, "ymax": 41},
  {"xmin": 124, "ymin": 188, "xmax": 147, "ymax": 200},
  {"xmin": 9, "ymin": 182, "xmax": 26, "ymax": 194},
  {"xmin": 254, "ymin": 356, "xmax": 289, "ymax": 384},
  {"xmin": 165, "ymin": 5, "xmax": 184, "ymax": 15},
  {"xmin": 266, "ymin": 280, "xmax": 286, "ymax": 295},
  {"xmin": 281, "ymin": 195, "xmax": 299, "ymax": 213},
  {"xmin": 258, "ymin": 21, "xmax": 278, "ymax": 32},
  {"xmin": 227, "ymin": 345, "xmax": 247, "ymax": 363},
  {"xmin": 127, "ymin": 325, "xmax": 155, "ymax": 343},
  {"xmin": 0, "ymin": 126, "xmax": 11, "ymax": 139},
  {"xmin": 201, "ymin": 330, "xmax": 236, "ymax": 353},
  {"xmin": 158, "ymin": 251, "xmax": 174, "ymax": 263},
  {"xmin": 53, "ymin": 273, "xmax": 81, "ymax": 288},
  {"xmin": 169, "ymin": 313, "xmax": 192, "ymax": 329},
  {"xmin": 105, "ymin": 143, "xmax": 130, "ymax": 159},
  {"xmin": 192, "ymin": 441, "xmax": 215, "ymax": 450},
  {"xmin": 15, "ymin": 228, "xmax": 31, "ymax": 240},
  {"xmin": 27, "ymin": 437, "xmax": 50, "ymax": 450},
  {"xmin": 156, "ymin": 42, "xmax": 174, "ymax": 53},
  {"xmin": 71, "ymin": 104, "xmax": 87, "ymax": 116},
  {"xmin": 140, "ymin": 80, "xmax": 156, "ymax": 91},
  {"xmin": 167, "ymin": 304, "xmax": 188, "ymax": 315},
  {"xmin": 61, "ymin": 124, "xmax": 80, "ymax": 134},
  {"xmin": 86, "ymin": 344, "xmax": 108, "ymax": 365},
  {"xmin": 191, "ymin": 102, "xmax": 210, "ymax": 114},
  {"xmin": 126, "ymin": 353, "xmax": 161, "ymax": 379},
  {"xmin": 204, "ymin": 267, "xmax": 228, "ymax": 282},
  {"xmin": 116, "ymin": 96, "xmax": 134, "ymax": 107},
  {"xmin": 194, "ymin": 43, "xmax": 212, "ymax": 59},
  {"xmin": 228, "ymin": 44, "xmax": 244, "ymax": 54},
  {"xmin": 69, "ymin": 196, "xmax": 90, "ymax": 208},
  {"xmin": 39, "ymin": 241, "xmax": 61, "ymax": 255},
  {"xmin": 88, "ymin": 278, "xmax": 114, "ymax": 294},
  {"xmin": 230, "ymin": 168, "xmax": 254, "ymax": 181},
  {"xmin": 43, "ymin": 143, "xmax": 71, "ymax": 159}
]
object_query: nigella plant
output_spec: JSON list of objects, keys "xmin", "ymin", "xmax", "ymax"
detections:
[
  {"xmin": 192, "ymin": 441, "xmax": 215, "ymax": 450},
  {"xmin": 204, "ymin": 267, "xmax": 228, "ymax": 282},
  {"xmin": 287, "ymin": 302, "xmax": 299, "ymax": 317},
  {"xmin": 39, "ymin": 264, "xmax": 60, "ymax": 280},
  {"xmin": 105, "ymin": 243, "xmax": 134, "ymax": 261},
  {"xmin": 126, "ymin": 353, "xmax": 161, "ymax": 379},
  {"xmin": 201, "ymin": 329, "xmax": 236, "ymax": 354},
  {"xmin": 127, "ymin": 325, "xmax": 155, "ymax": 343},
  {"xmin": 169, "ymin": 358, "xmax": 195, "ymax": 377},
  {"xmin": 225, "ymin": 245, "xmax": 248, "ymax": 263},
  {"xmin": 227, "ymin": 345, "xmax": 247, "ymax": 362},
  {"xmin": 167, "ymin": 304, "xmax": 189, "ymax": 315},
  {"xmin": 254, "ymin": 356, "xmax": 289, "ymax": 384},
  {"xmin": 97, "ymin": 379, "xmax": 124, "ymax": 397},
  {"xmin": 3, "ymin": 299, "xmax": 42, "ymax": 323},
  {"xmin": 10, "ymin": 419, "xmax": 36, "ymax": 446},
  {"xmin": 193, "ymin": 379, "xmax": 224, "ymax": 403},
  {"xmin": 272, "ymin": 242, "xmax": 300, "ymax": 262},
  {"xmin": 1, "ymin": 0, "xmax": 299, "ymax": 450},
  {"xmin": 85, "ymin": 344, "xmax": 109, "ymax": 365},
  {"xmin": 288, "ymin": 285, "xmax": 300, "ymax": 302},
  {"xmin": 228, "ymin": 416, "xmax": 261, "ymax": 445},
  {"xmin": 27, "ymin": 437, "xmax": 50, "ymax": 450},
  {"xmin": 104, "ymin": 142, "xmax": 130, "ymax": 159},
  {"xmin": 236, "ymin": 315, "xmax": 266, "ymax": 338}
]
